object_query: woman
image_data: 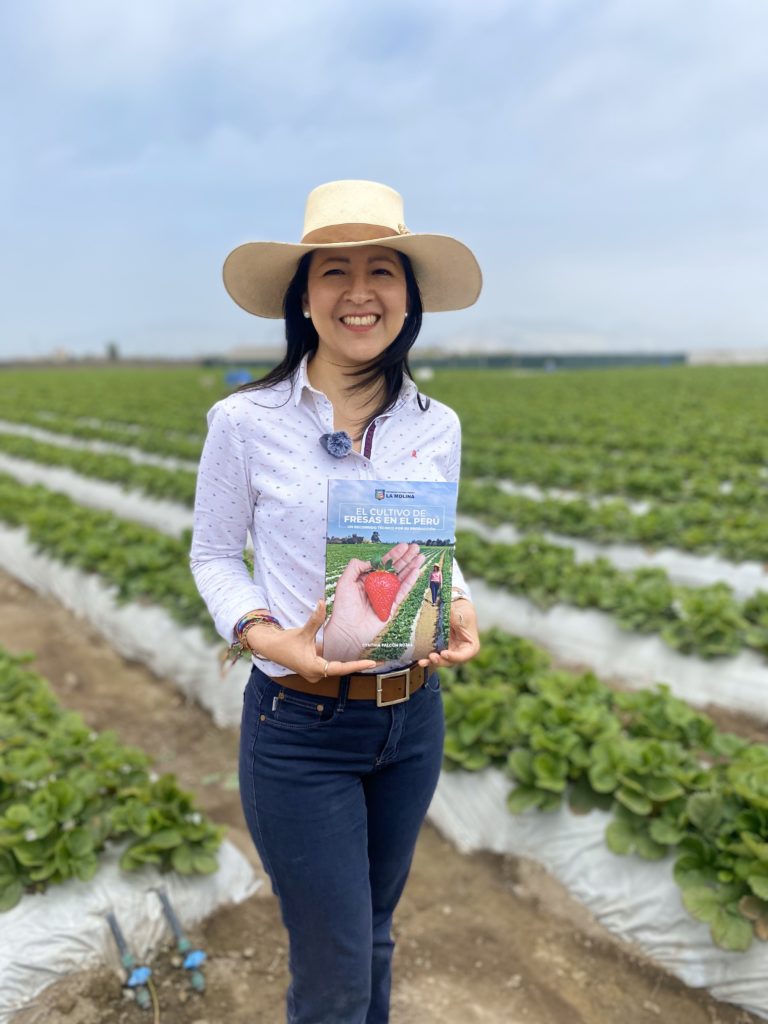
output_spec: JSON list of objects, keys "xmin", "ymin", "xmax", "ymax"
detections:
[
  {"xmin": 429, "ymin": 564, "xmax": 443, "ymax": 605},
  {"xmin": 190, "ymin": 179, "xmax": 481, "ymax": 1024}
]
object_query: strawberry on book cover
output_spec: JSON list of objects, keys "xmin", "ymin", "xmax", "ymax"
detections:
[{"xmin": 322, "ymin": 479, "xmax": 458, "ymax": 671}]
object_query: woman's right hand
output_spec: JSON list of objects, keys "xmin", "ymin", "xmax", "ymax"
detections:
[{"xmin": 245, "ymin": 600, "xmax": 378, "ymax": 682}]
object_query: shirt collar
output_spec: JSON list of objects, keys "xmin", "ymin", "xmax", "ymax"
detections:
[
  {"xmin": 294, "ymin": 353, "xmax": 421, "ymax": 411},
  {"xmin": 293, "ymin": 353, "xmax": 314, "ymax": 405}
]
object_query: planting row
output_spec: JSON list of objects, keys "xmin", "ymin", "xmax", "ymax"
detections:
[
  {"xmin": 461, "ymin": 480, "xmax": 768, "ymax": 565},
  {"xmin": 455, "ymin": 530, "xmax": 768, "ymax": 660},
  {"xmin": 0, "ymin": 431, "xmax": 198, "ymax": 504},
  {"xmin": 462, "ymin": 439, "xmax": 768, "ymax": 508},
  {"xmin": 5, "ymin": 364, "xmax": 768, "ymax": 471},
  {"xmin": 0, "ymin": 473, "xmax": 212, "ymax": 639},
  {"xmin": 1, "ymin": 470, "xmax": 765, "ymax": 666},
  {"xmin": 1, "ymin": 365, "xmax": 227, "ymax": 440},
  {"xmin": 4, "ymin": 431, "xmax": 765, "ymax": 569},
  {"xmin": 429, "ymin": 364, "xmax": 768, "ymax": 462},
  {"xmin": 442, "ymin": 629, "xmax": 768, "ymax": 952},
  {"xmin": 0, "ymin": 646, "xmax": 224, "ymax": 912}
]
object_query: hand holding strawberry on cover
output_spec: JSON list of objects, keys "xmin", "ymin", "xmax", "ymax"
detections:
[
  {"xmin": 243, "ymin": 600, "xmax": 378, "ymax": 682},
  {"xmin": 417, "ymin": 598, "xmax": 480, "ymax": 670},
  {"xmin": 322, "ymin": 542, "xmax": 426, "ymax": 663}
]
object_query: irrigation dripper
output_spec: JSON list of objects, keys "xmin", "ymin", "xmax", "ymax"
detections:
[
  {"xmin": 154, "ymin": 886, "xmax": 207, "ymax": 992},
  {"xmin": 105, "ymin": 910, "xmax": 153, "ymax": 1011}
]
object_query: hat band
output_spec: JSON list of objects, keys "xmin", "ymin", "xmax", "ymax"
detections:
[{"xmin": 301, "ymin": 222, "xmax": 400, "ymax": 244}]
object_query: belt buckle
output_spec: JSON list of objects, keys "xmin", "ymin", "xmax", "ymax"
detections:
[{"xmin": 376, "ymin": 667, "xmax": 411, "ymax": 707}]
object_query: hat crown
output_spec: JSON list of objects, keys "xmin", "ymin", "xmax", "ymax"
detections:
[{"xmin": 301, "ymin": 180, "xmax": 407, "ymax": 244}]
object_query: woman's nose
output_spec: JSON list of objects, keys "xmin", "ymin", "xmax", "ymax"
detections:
[{"xmin": 346, "ymin": 271, "xmax": 374, "ymax": 303}]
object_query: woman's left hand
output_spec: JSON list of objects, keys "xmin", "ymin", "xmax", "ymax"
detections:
[{"xmin": 417, "ymin": 599, "xmax": 480, "ymax": 669}]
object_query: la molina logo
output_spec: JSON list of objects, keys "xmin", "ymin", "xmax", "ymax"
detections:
[{"xmin": 374, "ymin": 489, "xmax": 385, "ymax": 501}]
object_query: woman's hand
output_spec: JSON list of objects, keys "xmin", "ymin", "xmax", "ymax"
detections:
[
  {"xmin": 245, "ymin": 600, "xmax": 377, "ymax": 682},
  {"xmin": 417, "ymin": 599, "xmax": 480, "ymax": 670},
  {"xmin": 322, "ymin": 543, "xmax": 426, "ymax": 662}
]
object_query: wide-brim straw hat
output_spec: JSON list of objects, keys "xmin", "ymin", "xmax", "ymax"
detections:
[{"xmin": 223, "ymin": 179, "xmax": 482, "ymax": 318}]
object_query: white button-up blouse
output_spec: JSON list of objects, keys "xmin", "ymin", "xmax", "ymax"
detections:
[{"xmin": 189, "ymin": 356, "xmax": 470, "ymax": 677}]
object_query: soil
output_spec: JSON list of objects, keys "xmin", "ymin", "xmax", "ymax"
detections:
[{"xmin": 1, "ymin": 568, "xmax": 762, "ymax": 1024}]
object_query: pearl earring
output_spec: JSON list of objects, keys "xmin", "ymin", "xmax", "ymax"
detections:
[{"xmin": 303, "ymin": 310, "xmax": 311, "ymax": 319}]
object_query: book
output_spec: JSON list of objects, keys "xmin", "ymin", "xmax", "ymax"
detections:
[{"xmin": 323, "ymin": 479, "xmax": 458, "ymax": 670}]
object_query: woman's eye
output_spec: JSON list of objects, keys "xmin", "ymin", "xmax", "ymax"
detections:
[
  {"xmin": 372, "ymin": 268, "xmax": 393, "ymax": 276},
  {"xmin": 322, "ymin": 268, "xmax": 344, "ymax": 276}
]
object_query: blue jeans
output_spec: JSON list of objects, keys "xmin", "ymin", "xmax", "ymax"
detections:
[{"xmin": 238, "ymin": 666, "xmax": 445, "ymax": 1024}]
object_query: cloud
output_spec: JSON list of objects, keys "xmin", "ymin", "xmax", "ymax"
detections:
[{"xmin": 1, "ymin": 0, "xmax": 767, "ymax": 358}]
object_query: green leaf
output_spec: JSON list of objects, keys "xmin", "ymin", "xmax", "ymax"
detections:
[
  {"xmin": 710, "ymin": 908, "xmax": 753, "ymax": 952},
  {"xmin": 615, "ymin": 787, "xmax": 652, "ymax": 816},
  {"xmin": 747, "ymin": 873, "xmax": 768, "ymax": 900},
  {"xmin": 686, "ymin": 793, "xmax": 723, "ymax": 834},
  {"xmin": 644, "ymin": 776, "xmax": 684, "ymax": 803},
  {"xmin": 649, "ymin": 819, "xmax": 685, "ymax": 845},
  {"xmin": 171, "ymin": 844, "xmax": 195, "ymax": 874},
  {"xmin": 460, "ymin": 750, "xmax": 491, "ymax": 772},
  {"xmin": 191, "ymin": 852, "xmax": 219, "ymax": 874},
  {"xmin": 506, "ymin": 749, "xmax": 534, "ymax": 785},
  {"xmin": 0, "ymin": 879, "xmax": 23, "ymax": 912},
  {"xmin": 147, "ymin": 828, "xmax": 183, "ymax": 850},
  {"xmin": 506, "ymin": 785, "xmax": 545, "ymax": 814},
  {"xmin": 606, "ymin": 819, "xmax": 635, "ymax": 855},
  {"xmin": 682, "ymin": 886, "xmax": 720, "ymax": 924},
  {"xmin": 65, "ymin": 828, "xmax": 95, "ymax": 858},
  {"xmin": 740, "ymin": 833, "xmax": 768, "ymax": 863},
  {"xmin": 567, "ymin": 778, "xmax": 614, "ymax": 815},
  {"xmin": 588, "ymin": 766, "xmax": 618, "ymax": 794},
  {"xmin": 531, "ymin": 752, "xmax": 568, "ymax": 793},
  {"xmin": 635, "ymin": 833, "xmax": 669, "ymax": 861}
]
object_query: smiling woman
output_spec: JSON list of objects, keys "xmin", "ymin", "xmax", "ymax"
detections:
[
  {"xmin": 191, "ymin": 179, "xmax": 482, "ymax": 1024},
  {"xmin": 304, "ymin": 246, "xmax": 408, "ymax": 372}
]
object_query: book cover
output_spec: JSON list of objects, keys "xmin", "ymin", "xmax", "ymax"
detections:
[{"xmin": 323, "ymin": 479, "xmax": 458, "ymax": 669}]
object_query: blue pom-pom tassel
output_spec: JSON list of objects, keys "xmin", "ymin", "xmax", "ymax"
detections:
[{"xmin": 320, "ymin": 431, "xmax": 353, "ymax": 458}]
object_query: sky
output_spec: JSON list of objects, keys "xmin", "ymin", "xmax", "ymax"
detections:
[{"xmin": 2, "ymin": 0, "xmax": 767, "ymax": 360}]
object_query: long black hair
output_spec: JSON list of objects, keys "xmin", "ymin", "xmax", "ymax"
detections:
[{"xmin": 235, "ymin": 249, "xmax": 429, "ymax": 428}]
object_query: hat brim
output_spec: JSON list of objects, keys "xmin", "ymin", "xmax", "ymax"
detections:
[{"xmin": 222, "ymin": 234, "xmax": 482, "ymax": 318}]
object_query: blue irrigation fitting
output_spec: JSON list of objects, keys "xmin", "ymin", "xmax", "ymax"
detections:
[
  {"xmin": 154, "ymin": 887, "xmax": 207, "ymax": 992},
  {"xmin": 105, "ymin": 911, "xmax": 153, "ymax": 1011}
]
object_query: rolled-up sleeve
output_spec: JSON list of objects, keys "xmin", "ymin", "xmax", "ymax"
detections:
[{"xmin": 189, "ymin": 400, "xmax": 270, "ymax": 642}]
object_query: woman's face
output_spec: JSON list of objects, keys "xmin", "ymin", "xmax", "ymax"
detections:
[{"xmin": 303, "ymin": 244, "xmax": 408, "ymax": 366}]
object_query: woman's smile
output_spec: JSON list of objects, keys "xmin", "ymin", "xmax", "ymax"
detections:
[{"xmin": 339, "ymin": 313, "xmax": 381, "ymax": 331}]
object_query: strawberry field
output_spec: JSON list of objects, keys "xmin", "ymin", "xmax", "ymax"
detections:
[{"xmin": 1, "ymin": 361, "xmax": 767, "ymax": 1022}]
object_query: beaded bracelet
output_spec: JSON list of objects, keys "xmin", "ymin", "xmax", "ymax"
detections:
[
  {"xmin": 225, "ymin": 613, "xmax": 284, "ymax": 665},
  {"xmin": 234, "ymin": 611, "xmax": 282, "ymax": 640}
]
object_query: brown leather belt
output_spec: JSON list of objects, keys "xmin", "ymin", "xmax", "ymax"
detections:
[{"xmin": 273, "ymin": 664, "xmax": 428, "ymax": 707}]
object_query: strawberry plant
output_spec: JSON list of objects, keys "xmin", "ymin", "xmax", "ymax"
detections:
[
  {"xmin": 0, "ymin": 648, "xmax": 224, "ymax": 911},
  {"xmin": 455, "ymin": 530, "xmax": 767, "ymax": 660},
  {"xmin": 442, "ymin": 629, "xmax": 768, "ymax": 951}
]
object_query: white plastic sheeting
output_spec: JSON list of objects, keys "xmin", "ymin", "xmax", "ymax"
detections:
[
  {"xmin": 0, "ymin": 840, "xmax": 260, "ymax": 1024},
  {"xmin": 491, "ymin": 476, "xmax": 652, "ymax": 515},
  {"xmin": 428, "ymin": 769, "xmax": 768, "ymax": 1021},
  {"xmin": 0, "ymin": 419, "xmax": 198, "ymax": 471},
  {"xmin": 0, "ymin": 452, "xmax": 193, "ymax": 538},
  {"xmin": 458, "ymin": 513, "xmax": 768, "ymax": 601},
  {"xmin": 1, "ymin": 439, "xmax": 763, "ymax": 598},
  {"xmin": 469, "ymin": 578, "xmax": 768, "ymax": 721},
  {"xmin": 0, "ymin": 524, "xmax": 249, "ymax": 729},
  {"xmin": 1, "ymin": 519, "xmax": 766, "ymax": 724}
]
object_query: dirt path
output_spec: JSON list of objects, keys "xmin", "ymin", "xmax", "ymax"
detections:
[{"xmin": 1, "ymin": 569, "xmax": 761, "ymax": 1024}]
